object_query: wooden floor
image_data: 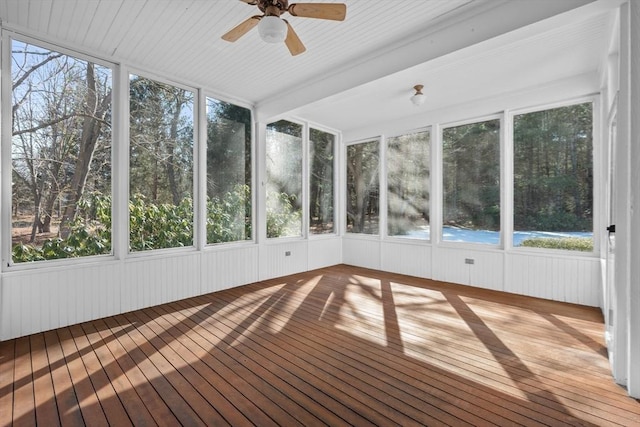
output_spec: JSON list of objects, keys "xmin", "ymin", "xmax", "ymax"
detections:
[{"xmin": 1, "ymin": 265, "xmax": 639, "ymax": 426}]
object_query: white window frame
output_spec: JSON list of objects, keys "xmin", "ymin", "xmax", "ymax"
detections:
[
  {"xmin": 507, "ymin": 95, "xmax": 599, "ymax": 256},
  {"xmin": 2, "ymin": 31, "xmax": 119, "ymax": 270}
]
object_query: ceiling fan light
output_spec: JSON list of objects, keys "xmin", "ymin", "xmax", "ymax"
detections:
[{"xmin": 258, "ymin": 16, "xmax": 287, "ymax": 43}]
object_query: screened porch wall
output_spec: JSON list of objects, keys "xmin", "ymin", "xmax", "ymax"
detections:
[{"xmin": 341, "ymin": 70, "xmax": 604, "ymax": 309}]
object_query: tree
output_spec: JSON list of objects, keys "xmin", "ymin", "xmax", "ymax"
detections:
[
  {"xmin": 309, "ymin": 128, "xmax": 335, "ymax": 234},
  {"xmin": 346, "ymin": 141, "xmax": 379, "ymax": 234},
  {"xmin": 442, "ymin": 120, "xmax": 500, "ymax": 230},
  {"xmin": 513, "ymin": 103, "xmax": 593, "ymax": 231},
  {"xmin": 129, "ymin": 76, "xmax": 193, "ymax": 205}
]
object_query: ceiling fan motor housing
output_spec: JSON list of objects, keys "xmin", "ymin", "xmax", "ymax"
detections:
[{"xmin": 258, "ymin": 0, "xmax": 289, "ymax": 16}]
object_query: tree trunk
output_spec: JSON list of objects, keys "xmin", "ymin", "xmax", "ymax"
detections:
[
  {"xmin": 166, "ymin": 93, "xmax": 184, "ymax": 205},
  {"xmin": 59, "ymin": 63, "xmax": 111, "ymax": 238}
]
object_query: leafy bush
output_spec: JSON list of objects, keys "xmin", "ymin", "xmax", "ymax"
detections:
[
  {"xmin": 12, "ymin": 192, "xmax": 112, "ymax": 263},
  {"xmin": 520, "ymin": 237, "xmax": 593, "ymax": 252},
  {"xmin": 12, "ymin": 185, "xmax": 252, "ymax": 263},
  {"xmin": 207, "ymin": 184, "xmax": 252, "ymax": 243},
  {"xmin": 129, "ymin": 195, "xmax": 194, "ymax": 251},
  {"xmin": 266, "ymin": 192, "xmax": 301, "ymax": 238}
]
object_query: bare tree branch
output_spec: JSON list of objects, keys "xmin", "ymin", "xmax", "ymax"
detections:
[{"xmin": 12, "ymin": 52, "xmax": 63, "ymax": 93}]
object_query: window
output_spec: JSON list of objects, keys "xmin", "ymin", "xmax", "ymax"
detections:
[
  {"xmin": 129, "ymin": 75, "xmax": 194, "ymax": 251},
  {"xmin": 442, "ymin": 119, "xmax": 500, "ymax": 244},
  {"xmin": 513, "ymin": 102, "xmax": 593, "ymax": 251},
  {"xmin": 205, "ymin": 97, "xmax": 252, "ymax": 244},
  {"xmin": 309, "ymin": 128, "xmax": 335, "ymax": 234},
  {"xmin": 346, "ymin": 140, "xmax": 379, "ymax": 234},
  {"xmin": 266, "ymin": 120, "xmax": 303, "ymax": 238},
  {"xmin": 387, "ymin": 130, "xmax": 430, "ymax": 239},
  {"xmin": 11, "ymin": 40, "xmax": 113, "ymax": 263}
]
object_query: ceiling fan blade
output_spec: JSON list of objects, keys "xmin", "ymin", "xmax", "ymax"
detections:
[
  {"xmin": 284, "ymin": 20, "xmax": 306, "ymax": 56},
  {"xmin": 288, "ymin": 3, "xmax": 346, "ymax": 21},
  {"xmin": 221, "ymin": 16, "xmax": 261, "ymax": 42}
]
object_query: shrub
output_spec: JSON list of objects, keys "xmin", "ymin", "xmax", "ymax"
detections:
[
  {"xmin": 266, "ymin": 192, "xmax": 301, "ymax": 238},
  {"xmin": 207, "ymin": 184, "xmax": 251, "ymax": 243},
  {"xmin": 12, "ymin": 186, "xmax": 254, "ymax": 263},
  {"xmin": 520, "ymin": 237, "xmax": 593, "ymax": 252}
]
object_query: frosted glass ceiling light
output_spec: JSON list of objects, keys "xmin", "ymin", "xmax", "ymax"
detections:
[
  {"xmin": 410, "ymin": 84, "xmax": 426, "ymax": 106},
  {"xmin": 258, "ymin": 16, "xmax": 288, "ymax": 43}
]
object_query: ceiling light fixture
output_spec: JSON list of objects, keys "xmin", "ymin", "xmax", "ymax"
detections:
[
  {"xmin": 258, "ymin": 16, "xmax": 288, "ymax": 43},
  {"xmin": 410, "ymin": 84, "xmax": 426, "ymax": 106}
]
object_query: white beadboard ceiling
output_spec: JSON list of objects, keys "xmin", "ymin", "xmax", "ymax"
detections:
[{"xmin": 0, "ymin": 0, "xmax": 620, "ymax": 132}]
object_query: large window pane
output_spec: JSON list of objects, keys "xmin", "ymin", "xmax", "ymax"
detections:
[
  {"xmin": 206, "ymin": 98, "xmax": 252, "ymax": 244},
  {"xmin": 266, "ymin": 120, "xmax": 302, "ymax": 238},
  {"xmin": 346, "ymin": 140, "xmax": 379, "ymax": 234},
  {"xmin": 11, "ymin": 40, "xmax": 112, "ymax": 263},
  {"xmin": 442, "ymin": 119, "xmax": 500, "ymax": 244},
  {"xmin": 129, "ymin": 75, "xmax": 194, "ymax": 251},
  {"xmin": 387, "ymin": 130, "xmax": 430, "ymax": 239},
  {"xmin": 309, "ymin": 128, "xmax": 335, "ymax": 234},
  {"xmin": 513, "ymin": 102, "xmax": 593, "ymax": 251}
]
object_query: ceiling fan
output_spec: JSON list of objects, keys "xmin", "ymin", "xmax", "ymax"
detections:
[{"xmin": 222, "ymin": 0, "xmax": 347, "ymax": 56}]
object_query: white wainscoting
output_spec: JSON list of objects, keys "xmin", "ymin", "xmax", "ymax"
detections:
[
  {"xmin": 343, "ymin": 236, "xmax": 381, "ymax": 270},
  {"xmin": 2, "ymin": 260, "xmax": 124, "ymax": 340},
  {"xmin": 343, "ymin": 237, "xmax": 601, "ymax": 307},
  {"xmin": 258, "ymin": 236, "xmax": 342, "ymax": 280},
  {"xmin": 381, "ymin": 240, "xmax": 432, "ymax": 278},
  {"xmin": 505, "ymin": 252, "xmax": 601, "ymax": 306},
  {"xmin": 1, "ymin": 236, "xmax": 602, "ymax": 340},
  {"xmin": 259, "ymin": 240, "xmax": 309, "ymax": 281},
  {"xmin": 308, "ymin": 237, "xmax": 342, "ymax": 271},
  {"xmin": 0, "ymin": 248, "xmax": 257, "ymax": 341},
  {"xmin": 121, "ymin": 252, "xmax": 202, "ymax": 313},
  {"xmin": 432, "ymin": 246, "xmax": 505, "ymax": 291},
  {"xmin": 201, "ymin": 245, "xmax": 259, "ymax": 293}
]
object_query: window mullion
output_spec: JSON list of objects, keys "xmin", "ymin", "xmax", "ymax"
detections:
[{"xmin": 113, "ymin": 65, "xmax": 129, "ymax": 259}]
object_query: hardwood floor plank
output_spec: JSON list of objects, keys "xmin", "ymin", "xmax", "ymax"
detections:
[
  {"xmin": 56, "ymin": 328, "xmax": 108, "ymax": 426},
  {"xmin": 66, "ymin": 324, "xmax": 132, "ymax": 426},
  {"xmin": 134, "ymin": 306, "xmax": 301, "ymax": 426},
  {"xmin": 185, "ymin": 292, "xmax": 477, "ymax": 426},
  {"xmin": 254, "ymin": 268, "xmax": 628, "ymax": 424},
  {"xmin": 0, "ymin": 339, "xmax": 15, "ymax": 426},
  {"xmin": 100, "ymin": 315, "xmax": 207, "ymax": 426},
  {"xmin": 162, "ymin": 300, "xmax": 384, "ymax": 425},
  {"xmin": 42, "ymin": 330, "xmax": 85, "ymax": 426},
  {"xmin": 29, "ymin": 334, "xmax": 60, "ymax": 427},
  {"xmin": 86, "ymin": 319, "xmax": 180, "ymax": 426},
  {"xmin": 151, "ymin": 302, "xmax": 375, "ymax": 426},
  {"xmin": 209, "ymin": 286, "xmax": 546, "ymax": 426},
  {"xmin": 12, "ymin": 337, "xmax": 36, "ymax": 427}
]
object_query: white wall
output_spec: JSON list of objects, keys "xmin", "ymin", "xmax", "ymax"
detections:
[{"xmin": 0, "ymin": 237, "xmax": 341, "ymax": 341}]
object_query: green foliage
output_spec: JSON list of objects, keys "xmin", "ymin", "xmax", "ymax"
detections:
[
  {"xmin": 207, "ymin": 185, "xmax": 252, "ymax": 243},
  {"xmin": 12, "ymin": 192, "xmax": 112, "ymax": 263},
  {"xmin": 520, "ymin": 237, "xmax": 593, "ymax": 252},
  {"xmin": 12, "ymin": 185, "xmax": 252, "ymax": 262},
  {"xmin": 129, "ymin": 195, "xmax": 193, "ymax": 251},
  {"xmin": 266, "ymin": 192, "xmax": 302, "ymax": 238}
]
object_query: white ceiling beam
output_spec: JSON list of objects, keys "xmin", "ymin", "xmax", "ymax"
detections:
[{"xmin": 255, "ymin": 0, "xmax": 604, "ymax": 122}]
